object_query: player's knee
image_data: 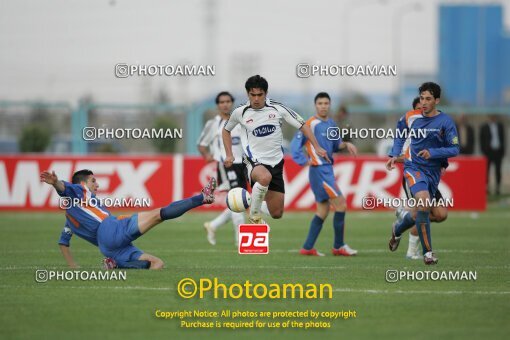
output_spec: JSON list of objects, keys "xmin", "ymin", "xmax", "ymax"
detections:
[
  {"xmin": 330, "ymin": 197, "xmax": 346, "ymax": 212},
  {"xmin": 316, "ymin": 211, "xmax": 329, "ymax": 220},
  {"xmin": 271, "ymin": 209, "xmax": 283, "ymax": 219}
]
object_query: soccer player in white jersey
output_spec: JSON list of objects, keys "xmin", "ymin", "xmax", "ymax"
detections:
[
  {"xmin": 223, "ymin": 75, "xmax": 329, "ymax": 224},
  {"xmin": 197, "ymin": 91, "xmax": 247, "ymax": 245}
]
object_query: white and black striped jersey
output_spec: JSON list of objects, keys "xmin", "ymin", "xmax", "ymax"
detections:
[
  {"xmin": 197, "ymin": 115, "xmax": 243, "ymax": 164},
  {"xmin": 224, "ymin": 98, "xmax": 305, "ymax": 166}
]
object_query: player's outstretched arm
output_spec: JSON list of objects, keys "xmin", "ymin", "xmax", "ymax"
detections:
[
  {"xmin": 290, "ymin": 131, "xmax": 310, "ymax": 166},
  {"xmin": 222, "ymin": 110, "xmax": 240, "ymax": 168},
  {"xmin": 197, "ymin": 119, "xmax": 215, "ymax": 162},
  {"xmin": 300, "ymin": 124, "xmax": 331, "ymax": 163},
  {"xmin": 40, "ymin": 171, "xmax": 65, "ymax": 193},
  {"xmin": 59, "ymin": 244, "xmax": 79, "ymax": 269},
  {"xmin": 340, "ymin": 142, "xmax": 358, "ymax": 156},
  {"xmin": 425, "ymin": 122, "xmax": 460, "ymax": 159}
]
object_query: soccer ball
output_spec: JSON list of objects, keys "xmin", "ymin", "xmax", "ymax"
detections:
[{"xmin": 226, "ymin": 188, "xmax": 251, "ymax": 212}]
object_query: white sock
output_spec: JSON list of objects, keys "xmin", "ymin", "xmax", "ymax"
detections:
[
  {"xmin": 250, "ymin": 183, "xmax": 268, "ymax": 218},
  {"xmin": 231, "ymin": 212, "xmax": 245, "ymax": 226},
  {"xmin": 210, "ymin": 208, "xmax": 232, "ymax": 230},
  {"xmin": 260, "ymin": 201, "xmax": 271, "ymax": 216},
  {"xmin": 231, "ymin": 212, "xmax": 245, "ymax": 244},
  {"xmin": 407, "ymin": 234, "xmax": 420, "ymax": 255}
]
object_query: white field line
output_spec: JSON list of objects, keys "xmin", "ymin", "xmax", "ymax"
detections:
[
  {"xmin": 1, "ymin": 263, "xmax": 508, "ymax": 271},
  {"xmin": 0, "ymin": 265, "xmax": 347, "ymax": 271}
]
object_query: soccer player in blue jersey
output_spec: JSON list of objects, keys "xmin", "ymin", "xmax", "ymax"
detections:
[
  {"xmin": 386, "ymin": 82, "xmax": 459, "ymax": 265},
  {"xmin": 40, "ymin": 169, "xmax": 216, "ymax": 269},
  {"xmin": 290, "ymin": 92, "xmax": 358, "ymax": 256}
]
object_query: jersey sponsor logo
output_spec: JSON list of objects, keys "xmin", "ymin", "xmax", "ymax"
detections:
[
  {"xmin": 238, "ymin": 224, "xmax": 270, "ymax": 254},
  {"xmin": 269, "ymin": 113, "xmax": 276, "ymax": 118},
  {"xmin": 246, "ymin": 119, "xmax": 254, "ymax": 124},
  {"xmin": 252, "ymin": 124, "xmax": 277, "ymax": 137},
  {"xmin": 423, "ymin": 128, "xmax": 441, "ymax": 133},
  {"xmin": 452, "ymin": 136, "xmax": 459, "ymax": 145}
]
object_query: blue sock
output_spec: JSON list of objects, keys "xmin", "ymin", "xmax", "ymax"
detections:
[
  {"xmin": 415, "ymin": 210, "xmax": 432, "ymax": 255},
  {"xmin": 160, "ymin": 194, "xmax": 203, "ymax": 220},
  {"xmin": 333, "ymin": 212, "xmax": 346, "ymax": 249},
  {"xmin": 303, "ymin": 215, "xmax": 324, "ymax": 250},
  {"xmin": 395, "ymin": 212, "xmax": 415, "ymax": 237},
  {"xmin": 117, "ymin": 260, "xmax": 151, "ymax": 269}
]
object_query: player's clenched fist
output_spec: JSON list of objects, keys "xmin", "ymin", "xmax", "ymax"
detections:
[{"xmin": 40, "ymin": 171, "xmax": 59, "ymax": 185}]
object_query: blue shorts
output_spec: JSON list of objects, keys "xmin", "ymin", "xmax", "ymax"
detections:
[
  {"xmin": 403, "ymin": 165, "xmax": 441, "ymax": 198},
  {"xmin": 309, "ymin": 165, "xmax": 342, "ymax": 203},
  {"xmin": 97, "ymin": 214, "xmax": 144, "ymax": 265}
]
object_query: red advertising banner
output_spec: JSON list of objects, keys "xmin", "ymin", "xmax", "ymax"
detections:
[{"xmin": 0, "ymin": 155, "xmax": 486, "ymax": 211}]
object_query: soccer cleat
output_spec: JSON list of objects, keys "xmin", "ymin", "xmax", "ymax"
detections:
[
  {"xmin": 299, "ymin": 248, "xmax": 325, "ymax": 256},
  {"xmin": 389, "ymin": 222, "xmax": 401, "ymax": 252},
  {"xmin": 248, "ymin": 215, "xmax": 266, "ymax": 225},
  {"xmin": 201, "ymin": 177, "xmax": 217, "ymax": 204},
  {"xmin": 233, "ymin": 224, "xmax": 239, "ymax": 246},
  {"xmin": 332, "ymin": 244, "xmax": 358, "ymax": 256},
  {"xmin": 102, "ymin": 257, "xmax": 117, "ymax": 270},
  {"xmin": 217, "ymin": 182, "xmax": 231, "ymax": 192},
  {"xmin": 423, "ymin": 251, "xmax": 438, "ymax": 265},
  {"xmin": 203, "ymin": 222, "xmax": 216, "ymax": 246}
]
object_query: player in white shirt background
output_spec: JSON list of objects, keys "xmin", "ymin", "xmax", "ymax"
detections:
[
  {"xmin": 197, "ymin": 91, "xmax": 246, "ymax": 245},
  {"xmin": 223, "ymin": 75, "xmax": 329, "ymax": 224}
]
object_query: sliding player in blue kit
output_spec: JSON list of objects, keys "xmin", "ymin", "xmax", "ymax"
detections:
[
  {"xmin": 386, "ymin": 82, "xmax": 459, "ymax": 265},
  {"xmin": 291, "ymin": 92, "xmax": 358, "ymax": 256}
]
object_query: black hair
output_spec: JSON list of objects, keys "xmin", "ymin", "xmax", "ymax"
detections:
[
  {"xmin": 72, "ymin": 169, "xmax": 93, "ymax": 184},
  {"xmin": 412, "ymin": 97, "xmax": 420, "ymax": 109},
  {"xmin": 419, "ymin": 82, "xmax": 441, "ymax": 99},
  {"xmin": 215, "ymin": 91, "xmax": 235, "ymax": 104},
  {"xmin": 314, "ymin": 92, "xmax": 331, "ymax": 103},
  {"xmin": 245, "ymin": 75, "xmax": 268, "ymax": 93}
]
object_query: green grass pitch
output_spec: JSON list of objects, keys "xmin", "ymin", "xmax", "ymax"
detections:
[{"xmin": 1, "ymin": 208, "xmax": 509, "ymax": 339}]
